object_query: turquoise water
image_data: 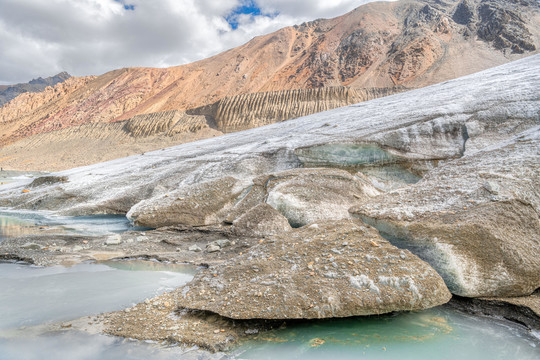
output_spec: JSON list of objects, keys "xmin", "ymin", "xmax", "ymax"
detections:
[{"xmin": 236, "ymin": 309, "xmax": 539, "ymax": 359}]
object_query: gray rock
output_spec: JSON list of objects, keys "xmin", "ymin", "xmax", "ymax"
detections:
[
  {"xmin": 213, "ymin": 239, "xmax": 232, "ymax": 248},
  {"xmin": 178, "ymin": 220, "xmax": 451, "ymax": 319},
  {"xmin": 21, "ymin": 242, "xmax": 43, "ymax": 250},
  {"xmin": 228, "ymin": 168, "xmax": 378, "ymax": 228},
  {"xmin": 127, "ymin": 177, "xmax": 244, "ymax": 228},
  {"xmin": 188, "ymin": 245, "xmax": 202, "ymax": 252},
  {"xmin": 232, "ymin": 203, "xmax": 292, "ymax": 237},
  {"xmin": 206, "ymin": 245, "xmax": 221, "ymax": 253},
  {"xmin": 30, "ymin": 176, "xmax": 68, "ymax": 188},
  {"xmin": 105, "ymin": 235, "xmax": 122, "ymax": 246}
]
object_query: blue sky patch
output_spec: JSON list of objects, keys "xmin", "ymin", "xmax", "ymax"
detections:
[
  {"xmin": 114, "ymin": 0, "xmax": 135, "ymax": 11},
  {"xmin": 227, "ymin": 1, "xmax": 263, "ymax": 29}
]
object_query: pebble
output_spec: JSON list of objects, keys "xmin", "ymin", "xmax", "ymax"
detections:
[
  {"xmin": 105, "ymin": 235, "xmax": 122, "ymax": 245},
  {"xmin": 21, "ymin": 242, "xmax": 43, "ymax": 250},
  {"xmin": 206, "ymin": 244, "xmax": 221, "ymax": 253},
  {"xmin": 214, "ymin": 239, "xmax": 231, "ymax": 248},
  {"xmin": 188, "ymin": 245, "xmax": 202, "ymax": 252}
]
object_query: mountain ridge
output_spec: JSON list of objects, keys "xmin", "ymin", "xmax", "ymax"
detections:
[
  {"xmin": 0, "ymin": 0, "xmax": 539, "ymax": 170},
  {"xmin": 0, "ymin": 72, "xmax": 71, "ymax": 106}
]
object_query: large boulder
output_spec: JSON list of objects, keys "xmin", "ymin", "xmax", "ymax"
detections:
[
  {"xmin": 127, "ymin": 177, "xmax": 244, "ymax": 228},
  {"xmin": 351, "ymin": 129, "xmax": 540, "ymax": 297},
  {"xmin": 177, "ymin": 220, "xmax": 451, "ymax": 319},
  {"xmin": 232, "ymin": 203, "xmax": 292, "ymax": 237}
]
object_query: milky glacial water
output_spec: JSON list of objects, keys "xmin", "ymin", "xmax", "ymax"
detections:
[
  {"xmin": 0, "ymin": 210, "xmax": 149, "ymax": 241},
  {"xmin": 0, "ymin": 261, "xmax": 194, "ymax": 330},
  {"xmin": 0, "ymin": 261, "xmax": 206, "ymax": 360}
]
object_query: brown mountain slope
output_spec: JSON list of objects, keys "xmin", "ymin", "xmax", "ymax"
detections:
[
  {"xmin": 0, "ymin": 0, "xmax": 539, "ymax": 169},
  {"xmin": 0, "ymin": 86, "xmax": 400, "ymax": 171}
]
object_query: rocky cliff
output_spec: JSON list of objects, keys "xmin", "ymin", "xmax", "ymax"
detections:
[{"xmin": 0, "ymin": 0, "xmax": 539, "ymax": 169}]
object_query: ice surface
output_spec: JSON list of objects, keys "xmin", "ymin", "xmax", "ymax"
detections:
[{"xmin": 0, "ymin": 55, "xmax": 538, "ymax": 217}]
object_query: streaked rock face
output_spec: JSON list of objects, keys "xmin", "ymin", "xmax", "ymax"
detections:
[
  {"xmin": 351, "ymin": 128, "xmax": 540, "ymax": 297},
  {"xmin": 178, "ymin": 220, "xmax": 452, "ymax": 319}
]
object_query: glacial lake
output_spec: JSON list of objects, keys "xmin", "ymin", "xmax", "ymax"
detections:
[{"xmin": 0, "ymin": 210, "xmax": 538, "ymax": 359}]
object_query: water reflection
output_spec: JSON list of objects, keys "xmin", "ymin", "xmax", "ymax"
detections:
[
  {"xmin": 0, "ymin": 215, "xmax": 38, "ymax": 239},
  {"xmin": 0, "ymin": 210, "xmax": 150, "ymax": 242},
  {"xmin": 0, "ymin": 261, "xmax": 208, "ymax": 360},
  {"xmin": 0, "ymin": 262, "xmax": 194, "ymax": 330},
  {"xmin": 0, "ymin": 332, "xmax": 211, "ymax": 360}
]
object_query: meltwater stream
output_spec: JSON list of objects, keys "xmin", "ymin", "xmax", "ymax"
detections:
[
  {"xmin": 0, "ymin": 210, "xmax": 149, "ymax": 240},
  {"xmin": 0, "ymin": 208, "xmax": 538, "ymax": 359},
  {"xmin": 0, "ymin": 261, "xmax": 206, "ymax": 360}
]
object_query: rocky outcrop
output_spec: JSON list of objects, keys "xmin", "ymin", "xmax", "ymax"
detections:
[
  {"xmin": 222, "ymin": 168, "xmax": 379, "ymax": 228},
  {"xmin": 351, "ymin": 128, "xmax": 540, "ymax": 298},
  {"xmin": 29, "ymin": 176, "xmax": 68, "ymax": 188},
  {"xmin": 476, "ymin": 0, "xmax": 537, "ymax": 53},
  {"xmin": 178, "ymin": 220, "xmax": 452, "ymax": 319},
  {"xmin": 0, "ymin": 72, "xmax": 71, "ymax": 106},
  {"xmin": 128, "ymin": 167, "xmax": 378, "ymax": 229}
]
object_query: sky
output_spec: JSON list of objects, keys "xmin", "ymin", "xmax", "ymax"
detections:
[{"xmin": 0, "ymin": 0, "xmax": 396, "ymax": 84}]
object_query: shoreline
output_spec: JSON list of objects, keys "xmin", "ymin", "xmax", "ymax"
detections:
[{"xmin": 1, "ymin": 227, "xmax": 539, "ymax": 353}]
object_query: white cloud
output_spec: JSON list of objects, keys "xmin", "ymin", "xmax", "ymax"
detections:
[{"xmin": 0, "ymin": 0, "xmax": 396, "ymax": 84}]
